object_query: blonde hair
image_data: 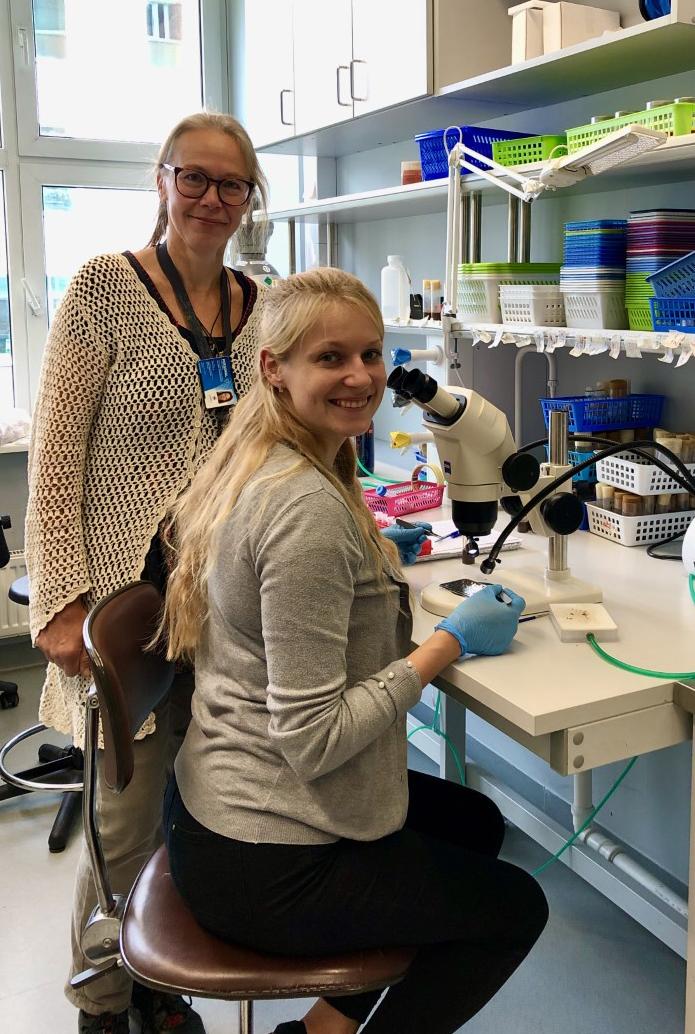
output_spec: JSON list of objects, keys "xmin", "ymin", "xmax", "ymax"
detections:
[
  {"xmin": 147, "ymin": 111, "xmax": 269, "ymax": 247},
  {"xmin": 162, "ymin": 267, "xmax": 398, "ymax": 661}
]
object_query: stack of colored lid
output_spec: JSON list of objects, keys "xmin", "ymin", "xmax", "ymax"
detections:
[
  {"xmin": 625, "ymin": 210, "xmax": 695, "ymax": 331},
  {"xmin": 560, "ymin": 220, "xmax": 627, "ymax": 329},
  {"xmin": 560, "ymin": 219, "xmax": 627, "ymax": 290}
]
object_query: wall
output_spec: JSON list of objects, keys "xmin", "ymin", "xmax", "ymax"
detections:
[{"xmin": 337, "ymin": 68, "xmax": 695, "ymax": 887}]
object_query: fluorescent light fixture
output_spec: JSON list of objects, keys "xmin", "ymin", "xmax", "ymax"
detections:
[{"xmin": 456, "ymin": 124, "xmax": 667, "ymax": 201}]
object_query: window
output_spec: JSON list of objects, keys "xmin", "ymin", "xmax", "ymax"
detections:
[
  {"xmin": 0, "ymin": 176, "xmax": 12, "ymax": 410},
  {"xmin": 147, "ymin": 1, "xmax": 183, "ymax": 41},
  {"xmin": 34, "ymin": 0, "xmax": 66, "ymax": 60},
  {"xmin": 42, "ymin": 184, "xmax": 158, "ymax": 322}
]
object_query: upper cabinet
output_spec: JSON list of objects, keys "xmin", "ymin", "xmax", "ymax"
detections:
[
  {"xmin": 241, "ymin": 0, "xmax": 296, "ymax": 146},
  {"xmin": 243, "ymin": 0, "xmax": 515, "ymax": 149},
  {"xmin": 292, "ymin": 0, "xmax": 355, "ymax": 136}
]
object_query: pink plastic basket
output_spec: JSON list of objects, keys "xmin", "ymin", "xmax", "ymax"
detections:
[{"xmin": 364, "ymin": 479, "xmax": 445, "ymax": 517}]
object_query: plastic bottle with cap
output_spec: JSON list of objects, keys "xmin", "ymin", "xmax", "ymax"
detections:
[{"xmin": 380, "ymin": 256, "xmax": 410, "ymax": 322}]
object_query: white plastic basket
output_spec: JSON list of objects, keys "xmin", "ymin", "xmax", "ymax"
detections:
[
  {"xmin": 499, "ymin": 285, "xmax": 565, "ymax": 326},
  {"xmin": 596, "ymin": 451, "xmax": 695, "ymax": 495},
  {"xmin": 457, "ymin": 272, "xmax": 561, "ymax": 323},
  {"xmin": 561, "ymin": 288, "xmax": 626, "ymax": 330},
  {"xmin": 585, "ymin": 504, "xmax": 695, "ymax": 546}
]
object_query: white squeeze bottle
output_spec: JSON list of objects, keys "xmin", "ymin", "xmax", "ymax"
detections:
[{"xmin": 380, "ymin": 255, "xmax": 410, "ymax": 322}]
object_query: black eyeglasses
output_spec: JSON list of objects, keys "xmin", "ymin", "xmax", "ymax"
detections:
[{"xmin": 161, "ymin": 164, "xmax": 254, "ymax": 206}]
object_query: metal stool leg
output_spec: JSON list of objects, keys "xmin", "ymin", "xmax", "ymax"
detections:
[
  {"xmin": 48, "ymin": 787, "xmax": 83, "ymax": 853},
  {"xmin": 239, "ymin": 999, "xmax": 253, "ymax": 1034}
]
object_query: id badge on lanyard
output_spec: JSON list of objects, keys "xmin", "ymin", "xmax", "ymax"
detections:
[
  {"xmin": 156, "ymin": 242, "xmax": 237, "ymax": 412},
  {"xmin": 197, "ymin": 355, "xmax": 237, "ymax": 409}
]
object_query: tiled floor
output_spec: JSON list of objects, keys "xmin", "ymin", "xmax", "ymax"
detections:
[{"xmin": 0, "ymin": 647, "xmax": 686, "ymax": 1033}]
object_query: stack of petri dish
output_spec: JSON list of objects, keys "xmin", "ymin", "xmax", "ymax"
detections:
[
  {"xmin": 625, "ymin": 209, "xmax": 695, "ymax": 331},
  {"xmin": 560, "ymin": 219, "xmax": 627, "ymax": 329}
]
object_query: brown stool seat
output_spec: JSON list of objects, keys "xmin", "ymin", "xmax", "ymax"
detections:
[{"xmin": 122, "ymin": 845, "xmax": 416, "ymax": 1001}]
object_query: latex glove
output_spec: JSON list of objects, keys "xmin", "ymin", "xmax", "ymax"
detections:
[
  {"xmin": 435, "ymin": 583, "xmax": 525, "ymax": 657},
  {"xmin": 380, "ymin": 522, "xmax": 433, "ymax": 566}
]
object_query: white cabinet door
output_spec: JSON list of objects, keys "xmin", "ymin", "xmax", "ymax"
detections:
[
  {"xmin": 243, "ymin": 0, "xmax": 295, "ymax": 148},
  {"xmin": 293, "ymin": 0, "xmax": 353, "ymax": 134},
  {"xmin": 351, "ymin": 0, "xmax": 431, "ymax": 116}
]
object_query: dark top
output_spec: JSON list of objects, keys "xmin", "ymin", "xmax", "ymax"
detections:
[{"xmin": 122, "ymin": 251, "xmax": 257, "ymax": 592}]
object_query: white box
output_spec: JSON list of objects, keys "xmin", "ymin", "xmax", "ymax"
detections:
[
  {"xmin": 542, "ymin": 2, "xmax": 621, "ymax": 53},
  {"xmin": 509, "ymin": 1, "xmax": 551, "ymax": 63}
]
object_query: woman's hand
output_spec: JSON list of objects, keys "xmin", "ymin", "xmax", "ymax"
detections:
[
  {"xmin": 35, "ymin": 598, "xmax": 90, "ymax": 678},
  {"xmin": 381, "ymin": 522, "xmax": 432, "ymax": 565},
  {"xmin": 435, "ymin": 584, "xmax": 525, "ymax": 657}
]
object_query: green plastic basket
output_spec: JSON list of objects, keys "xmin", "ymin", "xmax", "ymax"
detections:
[
  {"xmin": 627, "ymin": 305, "xmax": 654, "ymax": 331},
  {"xmin": 492, "ymin": 134, "xmax": 567, "ymax": 167},
  {"xmin": 566, "ymin": 102, "xmax": 695, "ymax": 154}
]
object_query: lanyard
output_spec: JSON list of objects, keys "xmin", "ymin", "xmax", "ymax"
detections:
[{"xmin": 156, "ymin": 242, "xmax": 234, "ymax": 360}]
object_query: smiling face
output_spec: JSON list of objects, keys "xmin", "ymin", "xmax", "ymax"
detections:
[
  {"xmin": 157, "ymin": 128, "xmax": 251, "ymax": 257},
  {"xmin": 262, "ymin": 301, "xmax": 386, "ymax": 465}
]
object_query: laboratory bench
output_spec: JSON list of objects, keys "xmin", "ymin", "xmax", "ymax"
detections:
[{"xmin": 401, "ymin": 500, "xmax": 695, "ymax": 1028}]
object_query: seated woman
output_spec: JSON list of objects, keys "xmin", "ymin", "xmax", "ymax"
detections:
[{"xmin": 160, "ymin": 268, "xmax": 548, "ymax": 1034}]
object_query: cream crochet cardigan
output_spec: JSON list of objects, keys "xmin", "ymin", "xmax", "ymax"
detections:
[{"xmin": 25, "ymin": 253, "xmax": 265, "ymax": 747}]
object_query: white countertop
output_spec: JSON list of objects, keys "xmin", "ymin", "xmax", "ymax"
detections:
[{"xmin": 405, "ymin": 504, "xmax": 694, "ymax": 738}]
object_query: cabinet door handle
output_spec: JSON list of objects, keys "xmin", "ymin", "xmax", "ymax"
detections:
[
  {"xmin": 336, "ymin": 65, "xmax": 351, "ymax": 107},
  {"xmin": 350, "ymin": 59, "xmax": 368, "ymax": 102},
  {"xmin": 279, "ymin": 89, "xmax": 293, "ymax": 126}
]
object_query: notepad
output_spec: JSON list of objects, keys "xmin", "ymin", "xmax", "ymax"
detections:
[{"xmin": 415, "ymin": 521, "xmax": 522, "ymax": 563}]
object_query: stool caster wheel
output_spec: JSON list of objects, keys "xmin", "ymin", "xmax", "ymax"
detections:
[{"xmin": 0, "ymin": 687, "xmax": 19, "ymax": 709}]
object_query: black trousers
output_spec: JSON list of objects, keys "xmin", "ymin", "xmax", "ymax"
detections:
[{"xmin": 164, "ymin": 769, "xmax": 548, "ymax": 1033}]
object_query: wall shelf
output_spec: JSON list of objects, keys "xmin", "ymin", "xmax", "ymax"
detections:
[
  {"xmin": 451, "ymin": 322, "xmax": 695, "ymax": 360},
  {"xmin": 0, "ymin": 439, "xmax": 29, "ymax": 455},
  {"xmin": 259, "ymin": 14, "xmax": 695, "ymax": 159},
  {"xmin": 265, "ymin": 135, "xmax": 695, "ymax": 224}
]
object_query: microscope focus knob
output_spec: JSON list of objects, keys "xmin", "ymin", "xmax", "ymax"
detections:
[
  {"xmin": 502, "ymin": 453, "xmax": 540, "ymax": 492},
  {"xmin": 540, "ymin": 493, "xmax": 584, "ymax": 535}
]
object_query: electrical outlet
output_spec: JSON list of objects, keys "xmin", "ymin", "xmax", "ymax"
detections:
[{"xmin": 548, "ymin": 603, "xmax": 618, "ymax": 643}]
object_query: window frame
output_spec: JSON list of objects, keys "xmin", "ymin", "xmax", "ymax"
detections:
[{"xmin": 10, "ymin": 0, "xmax": 228, "ymax": 162}]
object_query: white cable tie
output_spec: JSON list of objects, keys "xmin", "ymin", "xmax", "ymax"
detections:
[
  {"xmin": 569, "ymin": 336, "xmax": 585, "ymax": 357},
  {"xmin": 535, "ymin": 330, "xmax": 546, "ymax": 353},
  {"xmin": 515, "ymin": 334, "xmax": 533, "ymax": 348},
  {"xmin": 489, "ymin": 328, "xmax": 503, "ymax": 348},
  {"xmin": 501, "ymin": 332, "xmax": 518, "ymax": 345},
  {"xmin": 609, "ymin": 335, "xmax": 622, "ymax": 359},
  {"xmin": 545, "ymin": 333, "xmax": 558, "ymax": 354},
  {"xmin": 556, "ymin": 331, "xmax": 567, "ymax": 349},
  {"xmin": 588, "ymin": 336, "xmax": 608, "ymax": 356},
  {"xmin": 676, "ymin": 341, "xmax": 693, "ymax": 368},
  {"xmin": 625, "ymin": 339, "xmax": 642, "ymax": 360},
  {"xmin": 638, "ymin": 335, "xmax": 657, "ymax": 353},
  {"xmin": 658, "ymin": 348, "xmax": 675, "ymax": 364}
]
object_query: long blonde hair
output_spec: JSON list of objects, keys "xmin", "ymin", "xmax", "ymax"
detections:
[
  {"xmin": 162, "ymin": 267, "xmax": 398, "ymax": 661},
  {"xmin": 147, "ymin": 111, "xmax": 269, "ymax": 247}
]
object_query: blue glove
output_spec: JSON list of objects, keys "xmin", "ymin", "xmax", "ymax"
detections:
[
  {"xmin": 381, "ymin": 522, "xmax": 433, "ymax": 566},
  {"xmin": 435, "ymin": 583, "xmax": 525, "ymax": 657}
]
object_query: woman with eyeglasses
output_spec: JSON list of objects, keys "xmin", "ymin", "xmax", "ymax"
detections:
[{"xmin": 25, "ymin": 111, "xmax": 268, "ymax": 1034}]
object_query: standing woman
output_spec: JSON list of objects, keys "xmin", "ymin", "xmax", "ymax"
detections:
[{"xmin": 25, "ymin": 111, "xmax": 268, "ymax": 1034}]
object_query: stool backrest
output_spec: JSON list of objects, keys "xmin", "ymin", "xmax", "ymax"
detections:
[{"xmin": 83, "ymin": 581, "xmax": 174, "ymax": 793}]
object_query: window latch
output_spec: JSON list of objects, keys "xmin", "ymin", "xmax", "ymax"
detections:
[{"xmin": 22, "ymin": 279, "xmax": 43, "ymax": 318}]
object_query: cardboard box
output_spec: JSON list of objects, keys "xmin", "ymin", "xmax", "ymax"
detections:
[
  {"xmin": 542, "ymin": 3, "xmax": 621, "ymax": 53},
  {"xmin": 509, "ymin": 1, "xmax": 552, "ymax": 63}
]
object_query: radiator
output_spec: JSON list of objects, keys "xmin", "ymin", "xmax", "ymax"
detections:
[{"xmin": 0, "ymin": 551, "xmax": 30, "ymax": 638}]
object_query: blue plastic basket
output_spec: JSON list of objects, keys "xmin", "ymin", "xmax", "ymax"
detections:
[
  {"xmin": 540, "ymin": 394, "xmax": 665, "ymax": 433},
  {"xmin": 647, "ymin": 251, "xmax": 695, "ymax": 298},
  {"xmin": 544, "ymin": 446, "xmax": 598, "ymax": 483},
  {"xmin": 649, "ymin": 296, "xmax": 695, "ymax": 331},
  {"xmin": 414, "ymin": 126, "xmax": 530, "ymax": 181}
]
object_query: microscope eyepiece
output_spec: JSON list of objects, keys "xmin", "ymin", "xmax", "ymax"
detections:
[{"xmin": 387, "ymin": 367, "xmax": 464, "ymax": 423}]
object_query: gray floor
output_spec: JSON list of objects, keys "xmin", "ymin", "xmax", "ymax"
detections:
[{"xmin": 0, "ymin": 644, "xmax": 686, "ymax": 1033}]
